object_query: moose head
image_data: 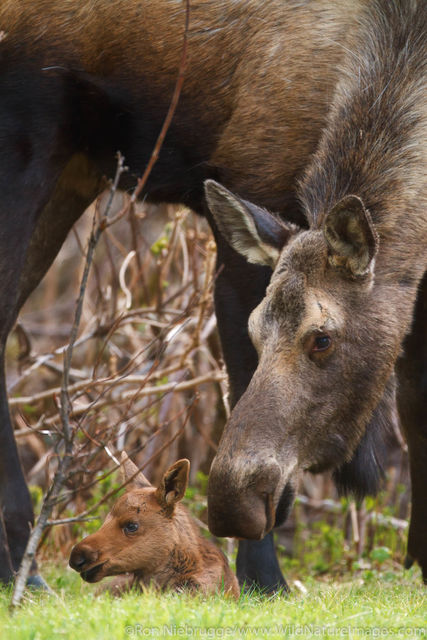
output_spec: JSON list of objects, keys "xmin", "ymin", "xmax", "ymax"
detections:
[{"xmin": 205, "ymin": 180, "xmax": 399, "ymax": 540}]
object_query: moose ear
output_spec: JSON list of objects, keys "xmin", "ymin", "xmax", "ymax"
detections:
[
  {"xmin": 155, "ymin": 459, "xmax": 190, "ymax": 510},
  {"xmin": 120, "ymin": 452, "xmax": 152, "ymax": 489},
  {"xmin": 323, "ymin": 195, "xmax": 379, "ymax": 277},
  {"xmin": 204, "ymin": 179, "xmax": 297, "ymax": 268}
]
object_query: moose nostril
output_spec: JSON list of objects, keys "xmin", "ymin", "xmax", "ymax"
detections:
[
  {"xmin": 69, "ymin": 545, "xmax": 99, "ymax": 571},
  {"xmin": 69, "ymin": 552, "xmax": 86, "ymax": 570}
]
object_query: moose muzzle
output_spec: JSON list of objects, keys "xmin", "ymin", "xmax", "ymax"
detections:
[
  {"xmin": 69, "ymin": 540, "xmax": 106, "ymax": 583},
  {"xmin": 207, "ymin": 452, "xmax": 284, "ymax": 540}
]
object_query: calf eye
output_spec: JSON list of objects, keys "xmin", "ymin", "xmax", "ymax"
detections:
[
  {"xmin": 123, "ymin": 521, "xmax": 139, "ymax": 535},
  {"xmin": 312, "ymin": 334, "xmax": 332, "ymax": 352}
]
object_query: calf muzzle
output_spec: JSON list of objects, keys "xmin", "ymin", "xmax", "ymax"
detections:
[{"xmin": 69, "ymin": 542, "xmax": 105, "ymax": 582}]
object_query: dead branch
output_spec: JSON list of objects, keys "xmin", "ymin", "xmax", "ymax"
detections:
[{"xmin": 10, "ymin": 370, "xmax": 225, "ymax": 410}]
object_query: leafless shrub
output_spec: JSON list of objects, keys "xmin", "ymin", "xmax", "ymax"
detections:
[{"xmin": 8, "ymin": 166, "xmax": 230, "ymax": 597}]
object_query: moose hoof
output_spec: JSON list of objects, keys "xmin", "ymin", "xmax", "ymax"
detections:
[
  {"xmin": 26, "ymin": 574, "xmax": 51, "ymax": 591},
  {"xmin": 240, "ymin": 575, "xmax": 290, "ymax": 596}
]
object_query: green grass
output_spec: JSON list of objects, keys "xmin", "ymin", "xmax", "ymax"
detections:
[
  {"xmin": 0, "ymin": 564, "xmax": 425, "ymax": 640},
  {"xmin": 4, "ymin": 488, "xmax": 424, "ymax": 638}
]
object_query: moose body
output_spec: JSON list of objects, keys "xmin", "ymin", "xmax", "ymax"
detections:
[
  {"xmin": 0, "ymin": 0, "xmax": 359, "ymax": 589},
  {"xmin": 0, "ymin": 0, "xmax": 425, "ymax": 589},
  {"xmin": 70, "ymin": 454, "xmax": 239, "ymax": 596}
]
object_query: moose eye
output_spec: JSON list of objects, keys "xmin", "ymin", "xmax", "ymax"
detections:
[
  {"xmin": 312, "ymin": 334, "xmax": 332, "ymax": 352},
  {"xmin": 305, "ymin": 331, "xmax": 334, "ymax": 362},
  {"xmin": 123, "ymin": 522, "xmax": 139, "ymax": 535}
]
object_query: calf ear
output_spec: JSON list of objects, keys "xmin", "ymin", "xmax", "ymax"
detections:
[
  {"xmin": 204, "ymin": 180, "xmax": 297, "ymax": 268},
  {"xmin": 323, "ymin": 195, "xmax": 379, "ymax": 277},
  {"xmin": 120, "ymin": 452, "xmax": 151, "ymax": 489},
  {"xmin": 155, "ymin": 459, "xmax": 190, "ymax": 510}
]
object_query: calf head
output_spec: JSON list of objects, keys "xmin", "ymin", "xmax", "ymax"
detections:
[
  {"xmin": 69, "ymin": 454, "xmax": 189, "ymax": 583},
  {"xmin": 205, "ymin": 180, "xmax": 398, "ymax": 540}
]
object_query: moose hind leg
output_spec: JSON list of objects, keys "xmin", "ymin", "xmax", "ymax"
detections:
[
  {"xmin": 396, "ymin": 273, "xmax": 427, "ymax": 583},
  {"xmin": 0, "ymin": 204, "xmax": 45, "ymax": 581},
  {"xmin": 0, "ymin": 356, "xmax": 35, "ymax": 580},
  {"xmin": 0, "ymin": 154, "xmax": 103, "ymax": 584},
  {"xmin": 0, "ymin": 130, "xmax": 76, "ymax": 581},
  {"xmin": 0, "ymin": 234, "xmax": 38, "ymax": 581}
]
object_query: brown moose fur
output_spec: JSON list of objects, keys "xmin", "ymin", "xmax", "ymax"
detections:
[
  {"xmin": 0, "ymin": 0, "xmax": 425, "ymax": 588},
  {"xmin": 69, "ymin": 454, "xmax": 239, "ymax": 597},
  {"xmin": 0, "ymin": 0, "xmax": 361, "ymax": 588},
  {"xmin": 206, "ymin": 0, "xmax": 427, "ymax": 580},
  {"xmin": 0, "ymin": 0, "xmax": 363, "ymax": 224}
]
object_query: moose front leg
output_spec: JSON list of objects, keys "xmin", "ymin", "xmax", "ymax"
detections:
[
  {"xmin": 235, "ymin": 534, "xmax": 289, "ymax": 593},
  {"xmin": 213, "ymin": 235, "xmax": 272, "ymax": 406},
  {"xmin": 212, "ymin": 233, "xmax": 288, "ymax": 592},
  {"xmin": 396, "ymin": 273, "xmax": 427, "ymax": 583}
]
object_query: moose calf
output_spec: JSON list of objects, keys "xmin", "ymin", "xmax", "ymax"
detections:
[{"xmin": 69, "ymin": 454, "xmax": 239, "ymax": 597}]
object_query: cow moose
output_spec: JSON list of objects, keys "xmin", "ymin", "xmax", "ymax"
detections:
[
  {"xmin": 0, "ymin": 0, "xmax": 425, "ymax": 591},
  {"xmin": 69, "ymin": 454, "xmax": 239, "ymax": 597},
  {"xmin": 206, "ymin": 0, "xmax": 427, "ymax": 583}
]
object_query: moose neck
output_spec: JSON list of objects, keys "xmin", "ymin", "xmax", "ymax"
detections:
[{"xmin": 299, "ymin": 0, "xmax": 427, "ymax": 307}]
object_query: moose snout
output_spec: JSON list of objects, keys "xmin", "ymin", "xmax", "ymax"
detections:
[
  {"xmin": 208, "ymin": 455, "xmax": 282, "ymax": 540},
  {"xmin": 69, "ymin": 542, "xmax": 100, "ymax": 572}
]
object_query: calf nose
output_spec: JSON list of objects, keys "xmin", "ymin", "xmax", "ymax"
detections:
[
  {"xmin": 208, "ymin": 457, "xmax": 282, "ymax": 540},
  {"xmin": 69, "ymin": 544, "xmax": 99, "ymax": 571}
]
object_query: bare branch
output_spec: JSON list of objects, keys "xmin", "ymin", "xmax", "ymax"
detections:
[{"xmin": 10, "ymin": 5, "xmax": 192, "ymax": 606}]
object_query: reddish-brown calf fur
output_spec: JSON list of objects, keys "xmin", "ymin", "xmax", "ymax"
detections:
[{"xmin": 69, "ymin": 454, "xmax": 239, "ymax": 597}]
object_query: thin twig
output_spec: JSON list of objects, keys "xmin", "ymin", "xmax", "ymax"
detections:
[
  {"xmin": 10, "ymin": 371, "xmax": 225, "ymax": 409},
  {"xmin": 46, "ymin": 516, "xmax": 99, "ymax": 526},
  {"xmin": 10, "ymin": 156, "xmax": 128, "ymax": 608}
]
